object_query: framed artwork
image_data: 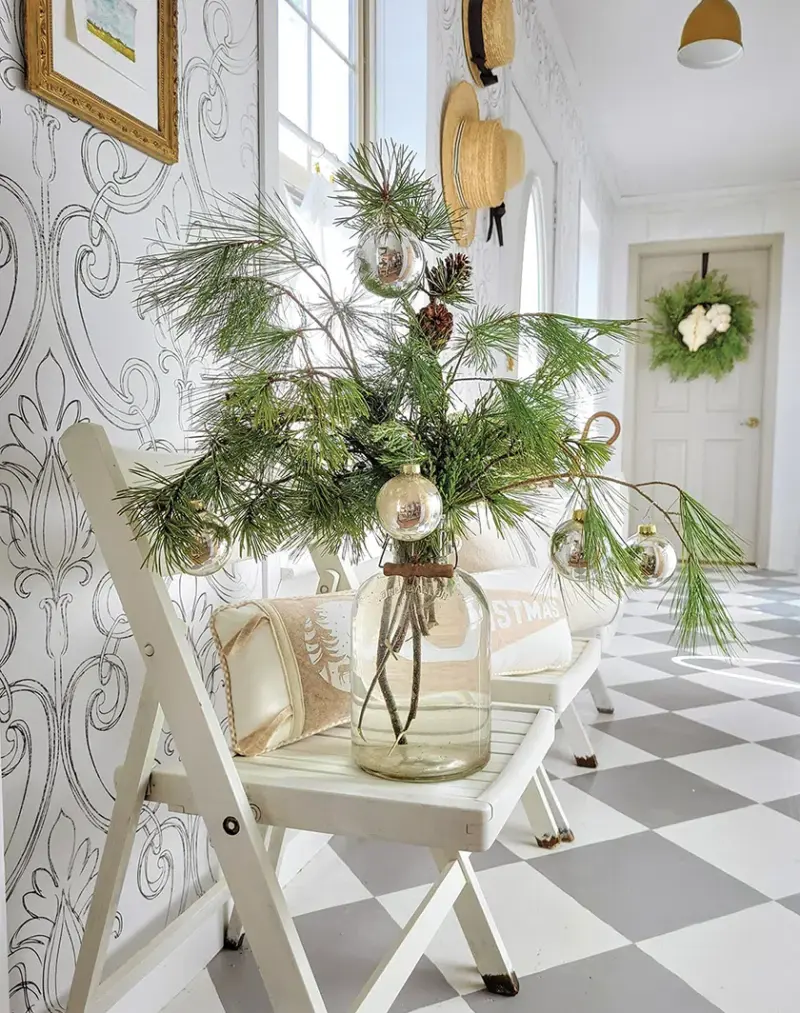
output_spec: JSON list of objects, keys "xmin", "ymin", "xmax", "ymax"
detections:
[{"xmin": 25, "ymin": 0, "xmax": 179, "ymax": 163}]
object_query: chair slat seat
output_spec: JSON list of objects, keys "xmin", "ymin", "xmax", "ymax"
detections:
[
  {"xmin": 147, "ymin": 704, "xmax": 555, "ymax": 853},
  {"xmin": 490, "ymin": 638, "xmax": 601, "ymax": 711}
]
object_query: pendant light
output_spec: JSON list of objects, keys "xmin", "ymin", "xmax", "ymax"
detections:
[{"xmin": 678, "ymin": 0, "xmax": 743, "ymax": 70}]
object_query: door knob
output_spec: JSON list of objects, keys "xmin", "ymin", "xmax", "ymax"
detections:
[{"xmin": 740, "ymin": 417, "xmax": 760, "ymax": 429}]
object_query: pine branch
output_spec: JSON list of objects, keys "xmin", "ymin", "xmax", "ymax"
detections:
[
  {"xmin": 335, "ymin": 141, "xmax": 452, "ymax": 248},
  {"xmin": 124, "ymin": 140, "xmax": 742, "ymax": 657}
]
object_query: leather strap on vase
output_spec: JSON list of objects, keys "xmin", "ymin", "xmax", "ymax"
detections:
[
  {"xmin": 487, "ymin": 203, "xmax": 506, "ymax": 246},
  {"xmin": 383, "ymin": 563, "xmax": 455, "ymax": 578},
  {"xmin": 468, "ymin": 0, "xmax": 499, "ymax": 86}
]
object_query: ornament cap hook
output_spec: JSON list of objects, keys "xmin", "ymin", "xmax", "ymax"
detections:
[
  {"xmin": 401, "ymin": 463, "xmax": 422, "ymax": 475},
  {"xmin": 572, "ymin": 509, "xmax": 586, "ymax": 523},
  {"xmin": 638, "ymin": 523, "xmax": 658, "ymax": 536}
]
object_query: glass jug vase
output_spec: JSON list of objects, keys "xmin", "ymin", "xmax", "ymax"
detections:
[{"xmin": 351, "ymin": 557, "xmax": 491, "ymax": 782}]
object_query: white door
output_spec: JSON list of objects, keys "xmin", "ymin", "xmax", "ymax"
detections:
[{"xmin": 633, "ymin": 248, "xmax": 771, "ymax": 564}]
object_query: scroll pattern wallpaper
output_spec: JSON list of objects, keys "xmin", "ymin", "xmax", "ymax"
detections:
[{"xmin": 0, "ymin": 1, "xmax": 258, "ymax": 1009}]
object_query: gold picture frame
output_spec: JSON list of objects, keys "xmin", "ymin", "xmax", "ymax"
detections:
[{"xmin": 25, "ymin": 0, "xmax": 179, "ymax": 164}]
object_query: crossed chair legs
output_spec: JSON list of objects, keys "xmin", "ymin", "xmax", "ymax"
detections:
[{"xmin": 525, "ymin": 671, "xmax": 615, "ymax": 849}]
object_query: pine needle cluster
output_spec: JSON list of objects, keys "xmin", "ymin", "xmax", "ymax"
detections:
[{"xmin": 123, "ymin": 142, "xmax": 744, "ymax": 652}]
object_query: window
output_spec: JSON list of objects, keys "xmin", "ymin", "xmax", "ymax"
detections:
[
  {"xmin": 517, "ymin": 181, "xmax": 547, "ymax": 377},
  {"xmin": 577, "ymin": 198, "xmax": 601, "ymax": 319},
  {"xmin": 520, "ymin": 184, "xmax": 546, "ymax": 314},
  {"xmin": 278, "ymin": 0, "xmax": 372, "ymax": 191}
]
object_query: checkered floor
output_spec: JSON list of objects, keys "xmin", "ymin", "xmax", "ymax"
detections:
[{"xmin": 166, "ymin": 571, "xmax": 800, "ymax": 1013}]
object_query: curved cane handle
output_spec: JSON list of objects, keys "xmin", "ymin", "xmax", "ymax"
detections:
[{"xmin": 581, "ymin": 411, "xmax": 621, "ymax": 447}]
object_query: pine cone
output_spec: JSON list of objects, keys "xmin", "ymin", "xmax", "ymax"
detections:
[
  {"xmin": 417, "ymin": 300, "xmax": 454, "ymax": 351},
  {"xmin": 425, "ymin": 253, "xmax": 472, "ymax": 304}
]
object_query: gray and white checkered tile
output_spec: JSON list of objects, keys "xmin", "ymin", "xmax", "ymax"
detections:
[{"xmin": 171, "ymin": 571, "xmax": 800, "ymax": 1013}]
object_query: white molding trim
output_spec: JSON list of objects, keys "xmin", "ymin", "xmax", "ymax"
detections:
[
  {"xmin": 623, "ymin": 233, "xmax": 785, "ymax": 569},
  {"xmin": 618, "ymin": 179, "xmax": 800, "ymax": 209},
  {"xmin": 258, "ymin": 0, "xmax": 279, "ymax": 194},
  {"xmin": 98, "ymin": 832, "xmax": 331, "ymax": 1013},
  {"xmin": 103, "ymin": 883, "xmax": 229, "ymax": 1013},
  {"xmin": 0, "ymin": 748, "xmax": 8, "ymax": 1013}
]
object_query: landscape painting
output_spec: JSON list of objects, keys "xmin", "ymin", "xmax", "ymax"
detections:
[
  {"xmin": 85, "ymin": 0, "xmax": 137, "ymax": 63},
  {"xmin": 71, "ymin": 0, "xmax": 144, "ymax": 86}
]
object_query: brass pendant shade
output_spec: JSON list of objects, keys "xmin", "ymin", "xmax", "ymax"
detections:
[{"xmin": 678, "ymin": 0, "xmax": 743, "ymax": 70}]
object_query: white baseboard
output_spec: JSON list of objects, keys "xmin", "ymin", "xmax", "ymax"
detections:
[
  {"xmin": 101, "ymin": 830, "xmax": 331, "ymax": 1013},
  {"xmin": 103, "ymin": 882, "xmax": 228, "ymax": 1013}
]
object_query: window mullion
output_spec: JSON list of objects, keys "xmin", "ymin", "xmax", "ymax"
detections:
[{"xmin": 306, "ymin": 3, "xmax": 313, "ymax": 174}]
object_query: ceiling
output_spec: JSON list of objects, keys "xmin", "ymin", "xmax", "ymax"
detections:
[{"xmin": 549, "ymin": 0, "xmax": 800, "ymax": 199}]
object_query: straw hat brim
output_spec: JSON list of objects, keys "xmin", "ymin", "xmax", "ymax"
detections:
[{"xmin": 441, "ymin": 81, "xmax": 479, "ymax": 248}]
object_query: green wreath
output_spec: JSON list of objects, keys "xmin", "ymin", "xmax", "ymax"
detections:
[{"xmin": 648, "ymin": 270, "xmax": 755, "ymax": 382}]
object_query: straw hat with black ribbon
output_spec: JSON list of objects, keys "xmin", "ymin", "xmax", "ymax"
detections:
[
  {"xmin": 441, "ymin": 81, "xmax": 525, "ymax": 248},
  {"xmin": 462, "ymin": 0, "xmax": 516, "ymax": 87}
]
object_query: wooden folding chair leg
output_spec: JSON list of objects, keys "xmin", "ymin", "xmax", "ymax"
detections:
[
  {"xmin": 225, "ymin": 825, "xmax": 287, "ymax": 950},
  {"xmin": 352, "ymin": 859, "xmax": 466, "ymax": 1013},
  {"xmin": 521, "ymin": 770, "xmax": 562, "ymax": 850},
  {"xmin": 560, "ymin": 702, "xmax": 598, "ymax": 768},
  {"xmin": 67, "ymin": 683, "xmax": 164, "ymax": 1013},
  {"xmin": 588, "ymin": 670, "xmax": 615, "ymax": 714},
  {"xmin": 535, "ymin": 766, "xmax": 574, "ymax": 843},
  {"xmin": 431, "ymin": 851, "xmax": 518, "ymax": 996}
]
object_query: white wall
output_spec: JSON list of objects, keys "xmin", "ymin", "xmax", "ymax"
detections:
[
  {"xmin": 608, "ymin": 186, "xmax": 800, "ymax": 571},
  {"xmin": 427, "ymin": 0, "xmax": 615, "ymax": 317}
]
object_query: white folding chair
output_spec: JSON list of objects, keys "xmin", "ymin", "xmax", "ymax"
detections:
[{"xmin": 61, "ymin": 422, "xmax": 557, "ymax": 1013}]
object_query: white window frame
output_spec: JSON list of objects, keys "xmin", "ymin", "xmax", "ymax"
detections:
[
  {"xmin": 520, "ymin": 178, "xmax": 548, "ymax": 316},
  {"xmin": 260, "ymin": 0, "xmax": 374, "ymax": 195},
  {"xmin": 577, "ymin": 194, "xmax": 601, "ymax": 319}
]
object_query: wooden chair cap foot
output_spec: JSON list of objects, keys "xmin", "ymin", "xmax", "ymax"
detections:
[{"xmin": 483, "ymin": 971, "xmax": 520, "ymax": 996}]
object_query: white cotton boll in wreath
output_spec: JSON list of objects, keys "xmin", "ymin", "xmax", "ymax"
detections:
[
  {"xmin": 707, "ymin": 303, "xmax": 732, "ymax": 333},
  {"xmin": 678, "ymin": 306, "xmax": 716, "ymax": 352}
]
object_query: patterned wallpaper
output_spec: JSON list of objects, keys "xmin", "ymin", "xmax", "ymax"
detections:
[
  {"xmin": 0, "ymin": 1, "xmax": 259, "ymax": 1009},
  {"xmin": 0, "ymin": 1, "xmax": 612, "ymax": 1010}
]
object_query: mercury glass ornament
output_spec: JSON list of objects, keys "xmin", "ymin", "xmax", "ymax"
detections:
[
  {"xmin": 181, "ymin": 502, "xmax": 232, "ymax": 576},
  {"xmin": 550, "ymin": 509, "xmax": 590, "ymax": 583},
  {"xmin": 356, "ymin": 231, "xmax": 425, "ymax": 298},
  {"xmin": 376, "ymin": 465, "xmax": 443, "ymax": 542},
  {"xmin": 628, "ymin": 523, "xmax": 678, "ymax": 588}
]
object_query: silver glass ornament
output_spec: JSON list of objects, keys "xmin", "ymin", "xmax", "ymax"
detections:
[
  {"xmin": 550, "ymin": 509, "xmax": 591, "ymax": 583},
  {"xmin": 356, "ymin": 231, "xmax": 425, "ymax": 298},
  {"xmin": 181, "ymin": 503, "xmax": 232, "ymax": 576},
  {"xmin": 628, "ymin": 523, "xmax": 678, "ymax": 588},
  {"xmin": 376, "ymin": 464, "xmax": 443, "ymax": 542}
]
